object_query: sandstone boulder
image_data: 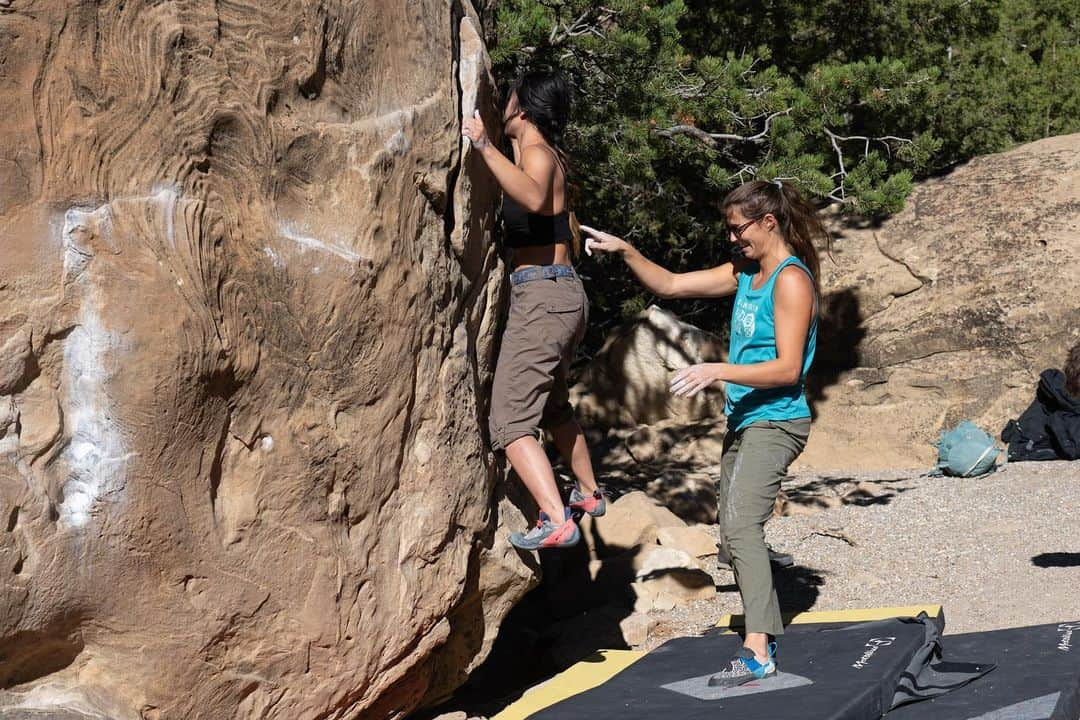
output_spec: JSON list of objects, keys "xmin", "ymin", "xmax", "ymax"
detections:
[
  {"xmin": 618, "ymin": 612, "xmax": 656, "ymax": 647},
  {"xmin": 0, "ymin": 3, "xmax": 526, "ymax": 718},
  {"xmin": 802, "ymin": 134, "xmax": 1080, "ymax": 470},
  {"xmin": 657, "ymin": 525, "xmax": 720, "ymax": 558},
  {"xmin": 584, "ymin": 490, "xmax": 687, "ymax": 554},
  {"xmin": 572, "ymin": 305, "xmax": 727, "ymax": 427},
  {"xmin": 632, "ymin": 546, "xmax": 714, "ymax": 605},
  {"xmin": 584, "ymin": 542, "xmax": 715, "ymax": 611}
]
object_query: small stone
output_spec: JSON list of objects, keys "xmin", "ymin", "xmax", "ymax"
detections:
[
  {"xmin": 657, "ymin": 526, "xmax": 719, "ymax": 558},
  {"xmin": 619, "ymin": 612, "xmax": 655, "ymax": 647}
]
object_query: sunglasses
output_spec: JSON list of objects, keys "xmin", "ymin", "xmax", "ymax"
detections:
[{"xmin": 727, "ymin": 219, "xmax": 757, "ymax": 240}]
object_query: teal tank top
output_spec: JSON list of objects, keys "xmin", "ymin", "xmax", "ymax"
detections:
[{"xmin": 724, "ymin": 256, "xmax": 817, "ymax": 432}]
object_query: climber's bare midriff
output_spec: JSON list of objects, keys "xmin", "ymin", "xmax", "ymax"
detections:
[{"xmin": 511, "ymin": 241, "xmax": 572, "ymax": 272}]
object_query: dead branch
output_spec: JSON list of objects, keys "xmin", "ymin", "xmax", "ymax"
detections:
[{"xmin": 654, "ymin": 108, "xmax": 791, "ymax": 147}]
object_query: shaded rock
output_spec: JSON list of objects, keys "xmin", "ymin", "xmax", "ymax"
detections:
[
  {"xmin": 624, "ymin": 424, "xmax": 674, "ymax": 464},
  {"xmin": 658, "ymin": 525, "xmax": 720, "ymax": 558},
  {"xmin": 623, "ymin": 417, "xmax": 728, "ymax": 466},
  {"xmin": 618, "ymin": 612, "xmax": 656, "ymax": 647},
  {"xmin": 636, "ymin": 569, "xmax": 715, "ymax": 606},
  {"xmin": 572, "ymin": 306, "xmax": 727, "ymax": 427},
  {"xmin": 635, "ymin": 545, "xmax": 702, "ymax": 574},
  {"xmin": 582, "ymin": 543, "xmax": 714, "ymax": 609},
  {"xmin": 422, "ymin": 494, "xmax": 540, "ymax": 707},
  {"xmin": 542, "ymin": 605, "xmax": 630, "ymax": 669}
]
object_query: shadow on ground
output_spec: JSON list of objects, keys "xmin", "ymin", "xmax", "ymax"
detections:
[
  {"xmin": 1031, "ymin": 552, "xmax": 1080, "ymax": 568},
  {"xmin": 779, "ymin": 473, "xmax": 919, "ymax": 515},
  {"xmin": 419, "ymin": 521, "xmax": 637, "ymax": 719}
]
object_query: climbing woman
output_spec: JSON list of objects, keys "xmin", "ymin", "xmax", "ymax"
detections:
[
  {"xmin": 583, "ymin": 179, "xmax": 827, "ymax": 687},
  {"xmin": 461, "ymin": 70, "xmax": 605, "ymax": 550}
]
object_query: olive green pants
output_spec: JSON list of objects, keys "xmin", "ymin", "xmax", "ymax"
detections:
[{"xmin": 716, "ymin": 418, "xmax": 810, "ymax": 637}]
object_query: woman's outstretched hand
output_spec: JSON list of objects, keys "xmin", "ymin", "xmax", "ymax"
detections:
[
  {"xmin": 670, "ymin": 363, "xmax": 727, "ymax": 397},
  {"xmin": 461, "ymin": 109, "xmax": 489, "ymax": 150},
  {"xmin": 579, "ymin": 225, "xmax": 630, "ymax": 258}
]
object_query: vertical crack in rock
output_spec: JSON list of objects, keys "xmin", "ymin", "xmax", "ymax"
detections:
[{"xmin": 444, "ymin": 0, "xmax": 466, "ymax": 260}]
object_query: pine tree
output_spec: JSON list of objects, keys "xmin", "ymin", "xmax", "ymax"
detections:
[{"xmin": 489, "ymin": 0, "xmax": 1080, "ymax": 348}]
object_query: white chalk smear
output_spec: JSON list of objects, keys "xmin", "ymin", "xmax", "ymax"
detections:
[
  {"xmin": 279, "ymin": 223, "xmax": 367, "ymax": 265},
  {"xmin": 263, "ymin": 246, "xmax": 283, "ymax": 268},
  {"xmin": 385, "ymin": 127, "xmax": 410, "ymax": 155},
  {"xmin": 58, "ymin": 206, "xmax": 131, "ymax": 529},
  {"xmin": 8, "ymin": 682, "xmax": 116, "ymax": 718}
]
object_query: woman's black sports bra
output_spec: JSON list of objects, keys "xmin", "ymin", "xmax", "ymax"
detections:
[
  {"xmin": 501, "ymin": 143, "xmax": 573, "ymax": 248},
  {"xmin": 502, "ymin": 195, "xmax": 573, "ymax": 248}
]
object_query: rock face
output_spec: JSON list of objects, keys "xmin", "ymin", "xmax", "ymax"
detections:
[
  {"xmin": 802, "ymin": 134, "xmax": 1080, "ymax": 470},
  {"xmin": 0, "ymin": 2, "xmax": 525, "ymax": 718}
]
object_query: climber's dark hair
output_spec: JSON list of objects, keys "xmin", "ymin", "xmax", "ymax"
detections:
[
  {"xmin": 510, "ymin": 70, "xmax": 572, "ymax": 161},
  {"xmin": 510, "ymin": 70, "xmax": 582, "ymax": 258}
]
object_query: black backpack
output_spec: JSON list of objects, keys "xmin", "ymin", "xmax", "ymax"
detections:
[{"xmin": 1001, "ymin": 369, "xmax": 1080, "ymax": 461}]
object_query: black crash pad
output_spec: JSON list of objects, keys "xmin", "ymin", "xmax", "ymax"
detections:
[
  {"xmin": 888, "ymin": 621, "xmax": 1080, "ymax": 720},
  {"xmin": 527, "ymin": 614, "xmax": 991, "ymax": 720}
]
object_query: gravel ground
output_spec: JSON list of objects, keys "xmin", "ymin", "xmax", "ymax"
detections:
[{"xmin": 643, "ymin": 459, "xmax": 1080, "ymax": 650}]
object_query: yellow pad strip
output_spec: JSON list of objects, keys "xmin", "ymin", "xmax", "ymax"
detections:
[
  {"xmin": 717, "ymin": 604, "xmax": 943, "ymax": 630},
  {"xmin": 491, "ymin": 649, "xmax": 646, "ymax": 720}
]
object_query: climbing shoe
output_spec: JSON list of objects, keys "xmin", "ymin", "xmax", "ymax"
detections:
[
  {"xmin": 569, "ymin": 487, "xmax": 606, "ymax": 517},
  {"xmin": 509, "ymin": 509, "xmax": 580, "ymax": 550},
  {"xmin": 708, "ymin": 643, "xmax": 777, "ymax": 688}
]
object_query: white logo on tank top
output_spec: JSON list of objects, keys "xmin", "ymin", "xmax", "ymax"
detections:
[{"xmin": 733, "ymin": 300, "xmax": 757, "ymax": 338}]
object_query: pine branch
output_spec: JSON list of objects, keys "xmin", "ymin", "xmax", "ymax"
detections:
[{"xmin": 824, "ymin": 127, "xmax": 915, "ymax": 202}]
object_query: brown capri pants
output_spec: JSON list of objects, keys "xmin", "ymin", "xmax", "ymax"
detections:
[{"xmin": 489, "ymin": 271, "xmax": 588, "ymax": 451}]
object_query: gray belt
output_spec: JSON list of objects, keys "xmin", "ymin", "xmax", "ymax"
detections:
[{"xmin": 510, "ymin": 264, "xmax": 575, "ymax": 286}]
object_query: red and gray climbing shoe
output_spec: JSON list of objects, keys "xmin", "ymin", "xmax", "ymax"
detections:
[
  {"xmin": 509, "ymin": 509, "xmax": 581, "ymax": 550},
  {"xmin": 569, "ymin": 487, "xmax": 606, "ymax": 517}
]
